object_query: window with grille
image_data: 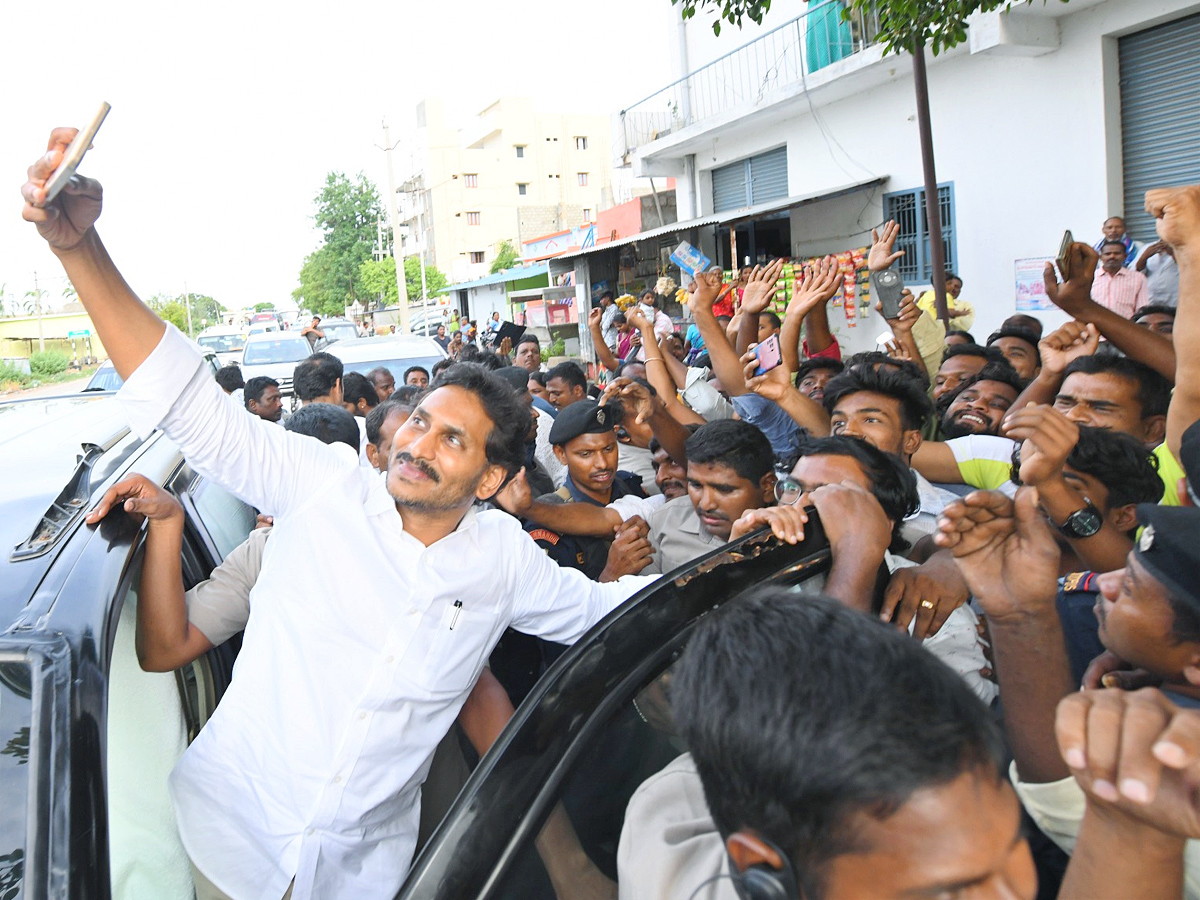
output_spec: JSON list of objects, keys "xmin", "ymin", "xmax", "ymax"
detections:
[
  {"xmin": 882, "ymin": 183, "xmax": 956, "ymax": 283},
  {"xmin": 577, "ymin": 172, "xmax": 589, "ymax": 187},
  {"xmin": 469, "ymin": 251, "xmax": 485, "ymax": 264},
  {"xmin": 466, "ymin": 212, "xmax": 480, "ymax": 226},
  {"xmin": 575, "ymin": 136, "xmax": 588, "ymax": 150},
  {"xmin": 515, "ymin": 145, "xmax": 525, "ymax": 158},
  {"xmin": 464, "ymin": 174, "xmax": 479, "ymax": 188},
  {"xmin": 517, "ymin": 183, "xmax": 528, "ymax": 196}
]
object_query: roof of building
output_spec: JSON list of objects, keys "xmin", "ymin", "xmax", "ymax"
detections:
[{"xmin": 442, "ymin": 263, "xmax": 550, "ymax": 293}]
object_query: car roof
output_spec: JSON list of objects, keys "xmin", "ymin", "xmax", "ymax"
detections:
[
  {"xmin": 0, "ymin": 393, "xmax": 143, "ymax": 618},
  {"xmin": 326, "ymin": 335, "xmax": 447, "ymax": 363},
  {"xmin": 245, "ymin": 331, "xmax": 309, "ymax": 345}
]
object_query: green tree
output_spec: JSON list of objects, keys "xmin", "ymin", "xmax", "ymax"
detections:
[
  {"xmin": 156, "ymin": 301, "xmax": 189, "ymax": 333},
  {"xmin": 489, "ymin": 239, "xmax": 520, "ymax": 274},
  {"xmin": 293, "ymin": 172, "xmax": 383, "ymax": 318},
  {"xmin": 253, "ymin": 302, "xmax": 275, "ymax": 313},
  {"xmin": 359, "ymin": 256, "xmax": 399, "ymax": 307},
  {"xmin": 403, "ymin": 256, "xmax": 447, "ymax": 302}
]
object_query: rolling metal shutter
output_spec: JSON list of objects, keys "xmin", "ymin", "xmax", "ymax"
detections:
[
  {"xmin": 1120, "ymin": 13, "xmax": 1200, "ymax": 240},
  {"xmin": 711, "ymin": 146, "xmax": 789, "ymax": 212}
]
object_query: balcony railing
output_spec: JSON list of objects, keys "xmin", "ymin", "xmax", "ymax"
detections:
[{"xmin": 619, "ymin": 0, "xmax": 879, "ymax": 159}]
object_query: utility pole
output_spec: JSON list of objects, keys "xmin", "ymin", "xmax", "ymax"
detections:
[
  {"xmin": 381, "ymin": 120, "xmax": 412, "ymax": 335},
  {"xmin": 912, "ymin": 43, "xmax": 949, "ymax": 326},
  {"xmin": 33, "ymin": 271, "xmax": 45, "ymax": 353},
  {"xmin": 183, "ymin": 281, "xmax": 195, "ymax": 337},
  {"xmin": 416, "ymin": 188, "xmax": 430, "ymax": 335}
]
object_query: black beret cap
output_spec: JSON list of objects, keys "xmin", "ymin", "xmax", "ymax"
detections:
[
  {"xmin": 1135, "ymin": 504, "xmax": 1200, "ymax": 611},
  {"xmin": 549, "ymin": 399, "xmax": 621, "ymax": 446}
]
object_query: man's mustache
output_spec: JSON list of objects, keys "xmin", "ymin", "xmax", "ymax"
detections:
[{"xmin": 393, "ymin": 452, "xmax": 441, "ymax": 482}]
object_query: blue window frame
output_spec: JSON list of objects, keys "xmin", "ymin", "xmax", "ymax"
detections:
[{"xmin": 883, "ymin": 182, "xmax": 956, "ymax": 284}]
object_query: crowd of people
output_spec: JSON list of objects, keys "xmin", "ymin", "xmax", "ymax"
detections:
[{"xmin": 21, "ymin": 123, "xmax": 1200, "ymax": 900}]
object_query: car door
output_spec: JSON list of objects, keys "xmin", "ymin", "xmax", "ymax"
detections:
[{"xmin": 398, "ymin": 519, "xmax": 832, "ymax": 900}]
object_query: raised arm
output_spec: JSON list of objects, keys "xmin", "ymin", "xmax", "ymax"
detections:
[
  {"xmin": 934, "ymin": 488, "xmax": 1075, "ymax": 783},
  {"xmin": 733, "ymin": 260, "xmax": 784, "ymax": 357},
  {"xmin": 85, "ymin": 476, "xmax": 216, "ymax": 672},
  {"xmin": 600, "ymin": 377, "xmax": 692, "ymax": 466},
  {"xmin": 1006, "ymin": 321, "xmax": 1098, "ymax": 418},
  {"xmin": 494, "ymin": 469, "xmax": 624, "ymax": 537},
  {"xmin": 1043, "ymin": 242, "xmax": 1175, "ymax": 382},
  {"xmin": 740, "ymin": 349, "xmax": 830, "ymax": 436},
  {"xmin": 781, "ymin": 256, "xmax": 841, "ymax": 373},
  {"xmin": 1146, "ymin": 185, "xmax": 1200, "ymax": 459},
  {"xmin": 627, "ymin": 307, "xmax": 705, "ymax": 426},
  {"xmin": 588, "ymin": 308, "xmax": 621, "ymax": 373},
  {"xmin": 688, "ymin": 270, "xmax": 749, "ymax": 397}
]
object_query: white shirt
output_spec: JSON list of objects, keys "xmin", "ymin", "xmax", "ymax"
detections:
[{"xmin": 118, "ymin": 325, "xmax": 652, "ymax": 900}]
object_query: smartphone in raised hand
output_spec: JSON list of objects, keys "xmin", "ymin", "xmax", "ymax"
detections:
[
  {"xmin": 870, "ymin": 267, "xmax": 905, "ymax": 319},
  {"xmin": 1056, "ymin": 229, "xmax": 1074, "ymax": 282},
  {"xmin": 753, "ymin": 334, "xmax": 783, "ymax": 376},
  {"xmin": 40, "ymin": 102, "xmax": 111, "ymax": 207}
]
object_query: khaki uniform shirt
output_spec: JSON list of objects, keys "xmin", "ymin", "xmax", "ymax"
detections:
[
  {"xmin": 185, "ymin": 526, "xmax": 268, "ymax": 645},
  {"xmin": 642, "ymin": 495, "xmax": 723, "ymax": 576}
]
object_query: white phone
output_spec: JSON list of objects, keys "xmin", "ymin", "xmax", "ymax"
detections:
[{"xmin": 41, "ymin": 102, "xmax": 111, "ymax": 206}]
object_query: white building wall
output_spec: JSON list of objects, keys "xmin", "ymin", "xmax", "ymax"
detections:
[{"xmin": 636, "ymin": 0, "xmax": 1200, "ymax": 355}]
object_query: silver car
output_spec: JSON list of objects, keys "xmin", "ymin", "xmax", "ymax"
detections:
[
  {"xmin": 325, "ymin": 334, "xmax": 447, "ymax": 387},
  {"xmin": 240, "ymin": 332, "xmax": 313, "ymax": 398}
]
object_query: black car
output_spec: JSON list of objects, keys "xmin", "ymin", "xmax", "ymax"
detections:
[{"xmin": 0, "ymin": 391, "xmax": 831, "ymax": 899}]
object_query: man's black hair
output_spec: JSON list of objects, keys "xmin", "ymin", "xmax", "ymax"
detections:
[
  {"xmin": 284, "ymin": 402, "xmax": 359, "ymax": 451},
  {"xmin": 365, "ymin": 397, "xmax": 416, "ymax": 446},
  {"xmin": 941, "ymin": 362, "xmax": 1024, "ymax": 411},
  {"xmin": 822, "ymin": 366, "xmax": 935, "ymax": 433},
  {"xmin": 1061, "ymin": 353, "xmax": 1171, "ymax": 419},
  {"xmin": 986, "ymin": 326, "xmax": 1042, "ymax": 367},
  {"xmin": 685, "ymin": 419, "xmax": 774, "ymax": 484},
  {"xmin": 430, "ymin": 362, "xmax": 530, "ymax": 480},
  {"xmin": 517, "ymin": 333, "xmax": 541, "ymax": 350},
  {"xmin": 214, "ymin": 364, "xmax": 244, "ymax": 393},
  {"xmin": 946, "ymin": 329, "xmax": 976, "ymax": 345},
  {"xmin": 1132, "ymin": 303, "xmax": 1177, "ymax": 323},
  {"xmin": 341, "ymin": 371, "xmax": 379, "ymax": 409},
  {"xmin": 459, "ymin": 344, "xmax": 482, "ymax": 363},
  {"xmin": 474, "ymin": 352, "xmax": 507, "ymax": 372},
  {"xmin": 1009, "ymin": 426, "xmax": 1163, "ymax": 527},
  {"xmin": 545, "ymin": 361, "xmax": 588, "ymax": 392},
  {"xmin": 760, "ymin": 311, "xmax": 782, "ymax": 331},
  {"xmin": 781, "ymin": 435, "xmax": 918, "ymax": 554},
  {"xmin": 649, "ymin": 423, "xmax": 702, "ymax": 457},
  {"xmin": 403, "ymin": 365, "xmax": 429, "ymax": 383},
  {"xmin": 1002, "ymin": 314, "xmax": 1044, "ymax": 339},
  {"xmin": 599, "ymin": 290, "xmax": 614, "ymax": 301},
  {"xmin": 367, "ymin": 365, "xmax": 394, "ymax": 384},
  {"xmin": 942, "ymin": 343, "xmax": 1008, "ymax": 367},
  {"xmin": 616, "ymin": 359, "xmax": 646, "ymax": 379},
  {"xmin": 673, "ymin": 590, "xmax": 1005, "ymax": 900},
  {"xmin": 945, "ymin": 271, "xmax": 962, "ymax": 285},
  {"xmin": 243, "ymin": 376, "xmax": 278, "ymax": 408},
  {"xmin": 795, "ymin": 356, "xmax": 844, "ymax": 385},
  {"xmin": 293, "ymin": 352, "xmax": 344, "ymax": 402},
  {"xmin": 841, "ymin": 350, "xmax": 929, "ymax": 389},
  {"xmin": 1101, "ymin": 239, "xmax": 1128, "ymax": 253},
  {"xmin": 431, "ymin": 358, "xmax": 455, "ymax": 379},
  {"xmin": 392, "ymin": 384, "xmax": 425, "ymax": 406}
]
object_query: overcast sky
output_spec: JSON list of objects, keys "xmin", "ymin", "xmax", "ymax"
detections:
[{"xmin": 1, "ymin": 0, "xmax": 679, "ymax": 316}]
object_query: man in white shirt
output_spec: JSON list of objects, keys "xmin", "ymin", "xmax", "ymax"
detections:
[{"xmin": 22, "ymin": 128, "xmax": 654, "ymax": 900}]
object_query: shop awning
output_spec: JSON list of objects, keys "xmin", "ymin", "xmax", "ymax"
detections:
[{"xmin": 554, "ymin": 175, "xmax": 888, "ymax": 262}]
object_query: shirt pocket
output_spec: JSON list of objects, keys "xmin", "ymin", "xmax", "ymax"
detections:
[{"xmin": 417, "ymin": 601, "xmax": 495, "ymax": 696}]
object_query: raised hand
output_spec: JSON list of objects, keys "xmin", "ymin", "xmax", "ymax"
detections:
[
  {"xmin": 812, "ymin": 481, "xmax": 892, "ymax": 559},
  {"xmin": 786, "ymin": 255, "xmax": 841, "ymax": 320},
  {"xmin": 740, "ymin": 347, "xmax": 793, "ymax": 402},
  {"xmin": 739, "ymin": 258, "xmax": 785, "ymax": 314},
  {"xmin": 868, "ymin": 220, "xmax": 905, "ymax": 272},
  {"xmin": 494, "ymin": 467, "xmax": 533, "ymax": 516},
  {"xmin": 880, "ymin": 560, "xmax": 971, "ymax": 641},
  {"xmin": 1039, "ymin": 321, "xmax": 1100, "ymax": 377},
  {"xmin": 1082, "ymin": 649, "xmax": 1162, "ymax": 692},
  {"xmin": 1058, "ymin": 687, "xmax": 1200, "ymax": 838},
  {"xmin": 600, "ymin": 516, "xmax": 655, "ymax": 581},
  {"xmin": 85, "ymin": 473, "xmax": 184, "ymax": 526},
  {"xmin": 877, "ymin": 288, "xmax": 921, "ymax": 335},
  {"xmin": 689, "ymin": 268, "xmax": 725, "ymax": 316},
  {"xmin": 1146, "ymin": 185, "xmax": 1200, "ymax": 253},
  {"xmin": 599, "ymin": 376, "xmax": 657, "ymax": 424},
  {"xmin": 933, "ymin": 487, "xmax": 1061, "ymax": 621},
  {"xmin": 21, "ymin": 128, "xmax": 104, "ymax": 252},
  {"xmin": 1002, "ymin": 404, "xmax": 1080, "ymax": 488},
  {"xmin": 624, "ymin": 305, "xmax": 652, "ymax": 335},
  {"xmin": 588, "ymin": 308, "xmax": 603, "ymax": 329},
  {"xmin": 1043, "ymin": 242, "xmax": 1100, "ymax": 315}
]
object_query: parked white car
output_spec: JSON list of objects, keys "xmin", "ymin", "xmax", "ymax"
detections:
[
  {"xmin": 196, "ymin": 325, "xmax": 248, "ymax": 367},
  {"xmin": 240, "ymin": 332, "xmax": 313, "ymax": 398}
]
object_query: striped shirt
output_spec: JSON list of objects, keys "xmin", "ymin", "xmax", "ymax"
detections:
[{"xmin": 1090, "ymin": 266, "xmax": 1149, "ymax": 318}]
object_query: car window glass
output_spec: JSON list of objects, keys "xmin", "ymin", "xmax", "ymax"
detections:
[
  {"xmin": 484, "ymin": 666, "xmax": 688, "ymax": 900},
  {"xmin": 198, "ymin": 335, "xmax": 246, "ymax": 354},
  {"xmin": 341, "ymin": 356, "xmax": 445, "ymax": 379},
  {"xmin": 87, "ymin": 364, "xmax": 124, "ymax": 391},
  {"xmin": 0, "ymin": 659, "xmax": 31, "ymax": 898},
  {"xmin": 242, "ymin": 338, "xmax": 310, "ymax": 365},
  {"xmin": 187, "ymin": 480, "xmax": 257, "ymax": 559}
]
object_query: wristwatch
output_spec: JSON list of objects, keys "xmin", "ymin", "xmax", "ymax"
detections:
[{"xmin": 1053, "ymin": 499, "xmax": 1103, "ymax": 539}]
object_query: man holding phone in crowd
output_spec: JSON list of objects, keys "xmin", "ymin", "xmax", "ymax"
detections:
[{"xmin": 21, "ymin": 127, "xmax": 655, "ymax": 900}]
